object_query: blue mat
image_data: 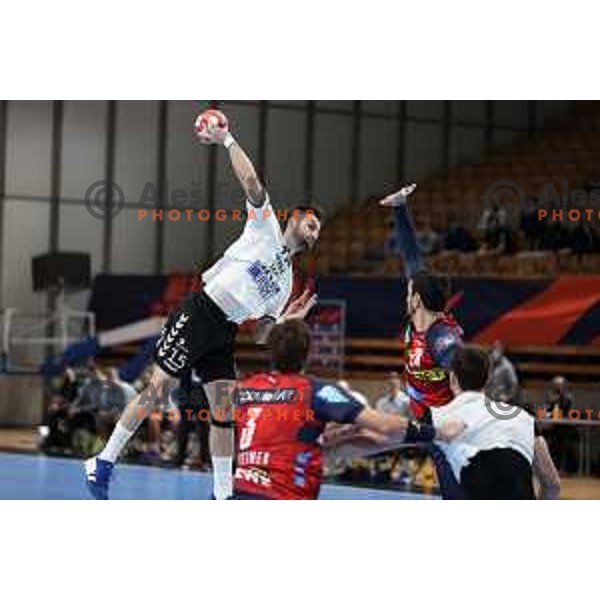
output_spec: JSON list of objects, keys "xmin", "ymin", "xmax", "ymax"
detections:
[{"xmin": 0, "ymin": 452, "xmax": 435, "ymax": 500}]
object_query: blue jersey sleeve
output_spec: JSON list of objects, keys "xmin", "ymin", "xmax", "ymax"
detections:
[
  {"xmin": 311, "ymin": 380, "xmax": 366, "ymax": 424},
  {"xmin": 429, "ymin": 323, "xmax": 462, "ymax": 370},
  {"xmin": 393, "ymin": 203, "xmax": 424, "ymax": 277}
]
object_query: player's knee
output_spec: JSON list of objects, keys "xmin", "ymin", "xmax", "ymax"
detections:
[
  {"xmin": 138, "ymin": 366, "xmax": 173, "ymax": 408},
  {"xmin": 206, "ymin": 380, "xmax": 235, "ymax": 408}
]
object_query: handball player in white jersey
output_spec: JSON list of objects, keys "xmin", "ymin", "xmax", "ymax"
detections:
[{"xmin": 85, "ymin": 110, "xmax": 322, "ymax": 499}]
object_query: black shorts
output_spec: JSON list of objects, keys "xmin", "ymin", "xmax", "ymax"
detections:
[
  {"xmin": 460, "ymin": 448, "xmax": 534, "ymax": 500},
  {"xmin": 153, "ymin": 291, "xmax": 237, "ymax": 382}
]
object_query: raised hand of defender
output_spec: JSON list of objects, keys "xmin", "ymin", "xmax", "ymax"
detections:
[
  {"xmin": 379, "ymin": 182, "xmax": 417, "ymax": 207},
  {"xmin": 282, "ymin": 288, "xmax": 318, "ymax": 321}
]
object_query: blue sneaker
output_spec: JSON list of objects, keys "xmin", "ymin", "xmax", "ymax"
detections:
[{"xmin": 85, "ymin": 457, "xmax": 114, "ymax": 500}]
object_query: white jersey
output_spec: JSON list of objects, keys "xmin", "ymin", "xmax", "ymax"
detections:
[
  {"xmin": 430, "ymin": 391, "xmax": 534, "ymax": 481},
  {"xmin": 202, "ymin": 198, "xmax": 293, "ymax": 324}
]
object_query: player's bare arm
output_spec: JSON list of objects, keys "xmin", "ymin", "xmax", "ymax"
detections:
[
  {"xmin": 324, "ymin": 410, "xmax": 466, "ymax": 460},
  {"xmin": 222, "ymin": 136, "xmax": 266, "ymax": 207},
  {"xmin": 533, "ymin": 435, "xmax": 561, "ymax": 500}
]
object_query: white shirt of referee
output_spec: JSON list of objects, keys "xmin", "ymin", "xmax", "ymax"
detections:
[
  {"xmin": 203, "ymin": 196, "xmax": 293, "ymax": 324},
  {"xmin": 430, "ymin": 391, "xmax": 534, "ymax": 482}
]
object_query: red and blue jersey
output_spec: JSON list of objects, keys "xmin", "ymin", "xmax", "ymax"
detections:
[
  {"xmin": 233, "ymin": 372, "xmax": 365, "ymax": 500},
  {"xmin": 404, "ymin": 314, "xmax": 463, "ymax": 419}
]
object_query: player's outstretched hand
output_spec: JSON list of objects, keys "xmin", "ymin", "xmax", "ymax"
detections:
[
  {"xmin": 282, "ymin": 288, "xmax": 318, "ymax": 321},
  {"xmin": 379, "ymin": 182, "xmax": 417, "ymax": 207}
]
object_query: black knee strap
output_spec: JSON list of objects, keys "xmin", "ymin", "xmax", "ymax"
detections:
[{"xmin": 211, "ymin": 417, "xmax": 236, "ymax": 429}]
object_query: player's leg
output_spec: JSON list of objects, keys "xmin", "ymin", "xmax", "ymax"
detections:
[
  {"xmin": 85, "ymin": 364, "xmax": 175, "ymax": 499},
  {"xmin": 204, "ymin": 379, "xmax": 237, "ymax": 499},
  {"xmin": 85, "ymin": 293, "xmax": 202, "ymax": 499}
]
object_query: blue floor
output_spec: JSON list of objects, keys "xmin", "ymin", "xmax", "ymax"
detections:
[{"xmin": 0, "ymin": 452, "xmax": 434, "ymax": 500}]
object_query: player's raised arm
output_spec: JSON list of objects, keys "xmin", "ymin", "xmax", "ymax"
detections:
[
  {"xmin": 379, "ymin": 182, "xmax": 424, "ymax": 277},
  {"xmin": 195, "ymin": 109, "xmax": 267, "ymax": 207}
]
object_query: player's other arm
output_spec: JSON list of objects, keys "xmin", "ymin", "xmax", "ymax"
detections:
[
  {"xmin": 255, "ymin": 289, "xmax": 318, "ymax": 345},
  {"xmin": 533, "ymin": 435, "xmax": 561, "ymax": 500},
  {"xmin": 314, "ymin": 382, "xmax": 465, "ymax": 460},
  {"xmin": 325, "ymin": 407, "xmax": 465, "ymax": 460}
]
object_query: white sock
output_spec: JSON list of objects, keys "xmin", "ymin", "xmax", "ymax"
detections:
[
  {"xmin": 99, "ymin": 423, "xmax": 134, "ymax": 463},
  {"xmin": 212, "ymin": 456, "xmax": 233, "ymax": 499}
]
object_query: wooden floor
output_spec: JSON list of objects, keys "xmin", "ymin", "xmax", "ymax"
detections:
[{"xmin": 1, "ymin": 428, "xmax": 599, "ymax": 499}]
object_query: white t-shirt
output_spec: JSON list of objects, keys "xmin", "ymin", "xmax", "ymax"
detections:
[
  {"xmin": 376, "ymin": 391, "xmax": 411, "ymax": 417},
  {"xmin": 430, "ymin": 391, "xmax": 534, "ymax": 481},
  {"xmin": 203, "ymin": 198, "xmax": 293, "ymax": 324}
]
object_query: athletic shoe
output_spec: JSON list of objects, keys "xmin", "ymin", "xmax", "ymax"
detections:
[{"xmin": 84, "ymin": 456, "xmax": 114, "ymax": 500}]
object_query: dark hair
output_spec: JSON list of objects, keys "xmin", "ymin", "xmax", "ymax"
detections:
[
  {"xmin": 450, "ymin": 346, "xmax": 490, "ymax": 392},
  {"xmin": 268, "ymin": 320, "xmax": 311, "ymax": 373},
  {"xmin": 284, "ymin": 205, "xmax": 325, "ymax": 229},
  {"xmin": 411, "ymin": 270, "xmax": 450, "ymax": 313}
]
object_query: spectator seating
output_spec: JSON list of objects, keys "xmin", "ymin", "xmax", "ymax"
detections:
[{"xmin": 316, "ymin": 109, "xmax": 600, "ymax": 278}]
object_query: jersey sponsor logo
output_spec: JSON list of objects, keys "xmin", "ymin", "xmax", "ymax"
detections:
[
  {"xmin": 247, "ymin": 248, "xmax": 291, "ymax": 302},
  {"xmin": 234, "ymin": 466, "xmax": 271, "ymax": 486},
  {"xmin": 408, "ymin": 367, "xmax": 448, "ymax": 382},
  {"xmin": 235, "ymin": 388, "xmax": 298, "ymax": 406}
]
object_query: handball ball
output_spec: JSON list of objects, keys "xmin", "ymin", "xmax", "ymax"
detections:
[{"xmin": 194, "ymin": 109, "xmax": 228, "ymax": 142}]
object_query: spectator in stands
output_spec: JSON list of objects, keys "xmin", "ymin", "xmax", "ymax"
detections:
[
  {"xmin": 568, "ymin": 222, "xmax": 596, "ymax": 257},
  {"xmin": 539, "ymin": 222, "xmax": 569, "ymax": 252},
  {"xmin": 543, "ymin": 375, "xmax": 577, "ymax": 473},
  {"xmin": 520, "ymin": 197, "xmax": 545, "ymax": 250},
  {"xmin": 416, "ymin": 217, "xmax": 442, "ymax": 257},
  {"xmin": 443, "ymin": 216, "xmax": 478, "ymax": 253},
  {"xmin": 478, "ymin": 199, "xmax": 515, "ymax": 254},
  {"xmin": 478, "ymin": 199, "xmax": 507, "ymax": 247},
  {"xmin": 485, "ymin": 341, "xmax": 520, "ymax": 404},
  {"xmin": 40, "ymin": 393, "xmax": 71, "ymax": 453},
  {"xmin": 160, "ymin": 429, "xmax": 179, "ymax": 463},
  {"xmin": 375, "ymin": 372, "xmax": 411, "ymax": 417},
  {"xmin": 374, "ymin": 372, "xmax": 412, "ymax": 485},
  {"xmin": 544, "ymin": 375, "xmax": 573, "ymax": 416},
  {"xmin": 68, "ymin": 364, "xmax": 105, "ymax": 456},
  {"xmin": 95, "ymin": 368, "xmax": 136, "ymax": 446},
  {"xmin": 60, "ymin": 368, "xmax": 79, "ymax": 404}
]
